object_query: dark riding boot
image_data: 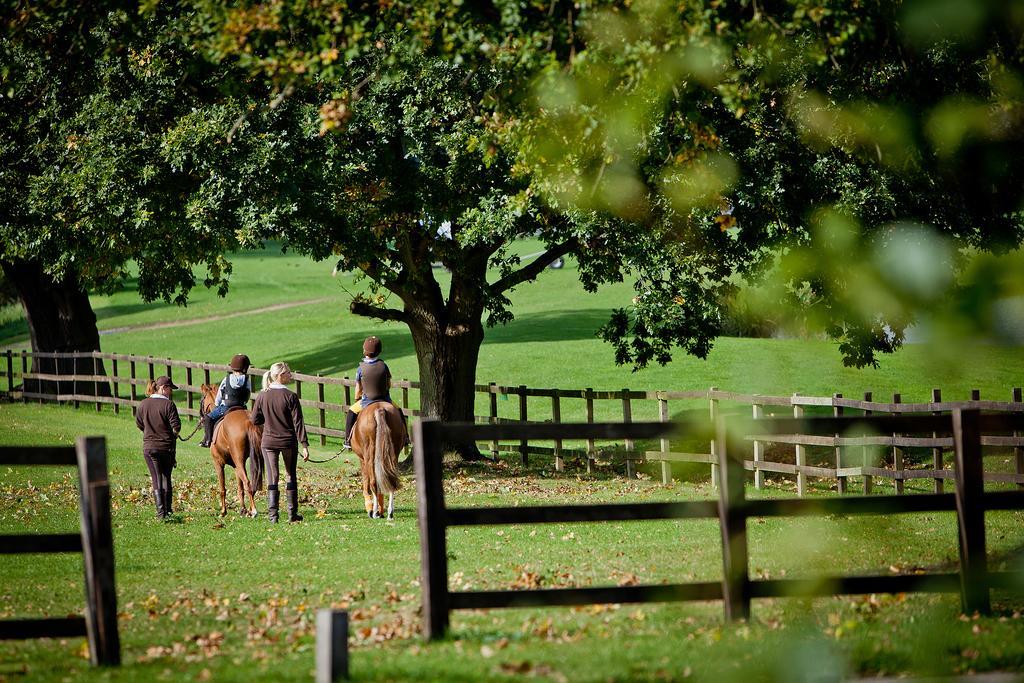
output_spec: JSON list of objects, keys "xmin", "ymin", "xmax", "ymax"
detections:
[
  {"xmin": 286, "ymin": 482, "xmax": 302, "ymax": 522},
  {"xmin": 153, "ymin": 488, "xmax": 166, "ymax": 519},
  {"xmin": 199, "ymin": 416, "xmax": 213, "ymax": 448},
  {"xmin": 267, "ymin": 486, "xmax": 279, "ymax": 523},
  {"xmin": 163, "ymin": 486, "xmax": 173, "ymax": 516},
  {"xmin": 343, "ymin": 410, "xmax": 356, "ymax": 449}
]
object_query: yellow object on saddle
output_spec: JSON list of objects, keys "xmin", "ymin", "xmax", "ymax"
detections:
[{"xmin": 350, "ymin": 400, "xmax": 398, "ymax": 415}]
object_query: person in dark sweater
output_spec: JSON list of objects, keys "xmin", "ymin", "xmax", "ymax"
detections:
[
  {"xmin": 251, "ymin": 361, "xmax": 309, "ymax": 523},
  {"xmin": 135, "ymin": 375, "xmax": 181, "ymax": 519},
  {"xmin": 200, "ymin": 353, "xmax": 253, "ymax": 447},
  {"xmin": 343, "ymin": 336, "xmax": 408, "ymax": 449}
]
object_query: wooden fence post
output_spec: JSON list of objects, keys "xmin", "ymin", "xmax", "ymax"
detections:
[
  {"xmin": 518, "ymin": 385, "xmax": 529, "ymax": 467},
  {"xmin": 147, "ymin": 356, "xmax": 155, "ymax": 384},
  {"xmin": 892, "ymin": 393, "xmax": 903, "ymax": 494},
  {"xmin": 414, "ymin": 419, "xmax": 450, "ymax": 640},
  {"xmin": 862, "ymin": 391, "xmax": 873, "ymax": 494},
  {"xmin": 622, "ymin": 390, "xmax": 635, "ymax": 479},
  {"xmin": 21, "ymin": 351, "xmax": 28, "ymax": 404},
  {"xmin": 73, "ymin": 355, "xmax": 80, "ymax": 410},
  {"xmin": 552, "ymin": 391, "xmax": 563, "ymax": 472},
  {"xmin": 834, "ymin": 393, "xmax": 846, "ymax": 494},
  {"xmin": 315, "ymin": 609, "xmax": 349, "ymax": 682},
  {"xmin": 793, "ymin": 394, "xmax": 806, "ymax": 497},
  {"xmin": 185, "ymin": 364, "xmax": 193, "ymax": 421},
  {"xmin": 658, "ymin": 393, "xmax": 672, "ymax": 485},
  {"xmin": 111, "ymin": 359, "xmax": 120, "ymax": 416},
  {"xmin": 203, "ymin": 367, "xmax": 211, "ymax": 395},
  {"xmin": 164, "ymin": 359, "xmax": 172, "ymax": 384},
  {"xmin": 5, "ymin": 349, "xmax": 11, "ymax": 395},
  {"xmin": 318, "ymin": 376, "xmax": 327, "ymax": 446},
  {"xmin": 971, "ymin": 389, "xmax": 981, "ymax": 402},
  {"xmin": 752, "ymin": 402, "xmax": 764, "ymax": 489},
  {"xmin": 1014, "ymin": 388, "xmax": 1023, "ymax": 490},
  {"xmin": 709, "ymin": 387, "xmax": 719, "ymax": 488},
  {"xmin": 585, "ymin": 388, "xmax": 595, "ymax": 474},
  {"xmin": 343, "ymin": 377, "xmax": 352, "ymax": 410},
  {"xmin": 932, "ymin": 388, "xmax": 943, "ymax": 493},
  {"xmin": 92, "ymin": 354, "xmax": 102, "ymax": 413},
  {"xmin": 489, "ymin": 383, "xmax": 499, "ymax": 459},
  {"xmin": 129, "ymin": 360, "xmax": 138, "ymax": 416},
  {"xmin": 716, "ymin": 414, "xmax": 750, "ymax": 622},
  {"xmin": 951, "ymin": 408, "xmax": 990, "ymax": 615},
  {"xmin": 75, "ymin": 436, "xmax": 120, "ymax": 666}
]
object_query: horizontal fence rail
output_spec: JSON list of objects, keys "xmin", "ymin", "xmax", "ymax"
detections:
[
  {"xmin": 0, "ymin": 439, "xmax": 120, "ymax": 666},
  {"xmin": 414, "ymin": 411, "xmax": 1024, "ymax": 639},
  {"xmin": 4, "ymin": 349, "xmax": 1024, "ymax": 493}
]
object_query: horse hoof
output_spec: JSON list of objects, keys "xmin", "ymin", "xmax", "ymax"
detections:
[{"xmin": 220, "ymin": 510, "xmax": 227, "ymax": 518}]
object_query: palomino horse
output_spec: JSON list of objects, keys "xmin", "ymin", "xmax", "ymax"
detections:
[
  {"xmin": 199, "ymin": 385, "xmax": 263, "ymax": 517},
  {"xmin": 350, "ymin": 402, "xmax": 404, "ymax": 519}
]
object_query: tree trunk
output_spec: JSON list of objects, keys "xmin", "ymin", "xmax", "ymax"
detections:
[
  {"xmin": 408, "ymin": 314, "xmax": 486, "ymax": 460},
  {"xmin": 1, "ymin": 258, "xmax": 110, "ymax": 398}
]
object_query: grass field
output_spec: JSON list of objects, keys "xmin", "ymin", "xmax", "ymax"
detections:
[
  {"xmin": 3, "ymin": 245, "xmax": 1024, "ymax": 680},
  {"xmin": 2, "ymin": 402, "xmax": 1024, "ymax": 681}
]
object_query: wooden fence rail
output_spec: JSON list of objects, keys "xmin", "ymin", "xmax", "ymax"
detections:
[
  {"xmin": 414, "ymin": 411, "xmax": 1024, "ymax": 639},
  {"xmin": 0, "ymin": 437, "xmax": 120, "ymax": 666},
  {"xmin": 4, "ymin": 349, "xmax": 1024, "ymax": 493}
]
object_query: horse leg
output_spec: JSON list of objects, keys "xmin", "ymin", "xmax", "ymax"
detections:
[
  {"xmin": 216, "ymin": 462, "xmax": 227, "ymax": 517},
  {"xmin": 387, "ymin": 492, "xmax": 394, "ymax": 520},
  {"xmin": 233, "ymin": 447, "xmax": 257, "ymax": 518},
  {"xmin": 376, "ymin": 492, "xmax": 385, "ymax": 518},
  {"xmin": 360, "ymin": 456, "xmax": 374, "ymax": 517},
  {"xmin": 371, "ymin": 490, "xmax": 380, "ymax": 519}
]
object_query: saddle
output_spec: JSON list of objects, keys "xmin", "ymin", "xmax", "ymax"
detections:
[{"xmin": 212, "ymin": 406, "xmax": 248, "ymax": 443}]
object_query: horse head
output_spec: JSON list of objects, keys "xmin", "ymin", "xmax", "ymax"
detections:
[{"xmin": 198, "ymin": 384, "xmax": 217, "ymax": 417}]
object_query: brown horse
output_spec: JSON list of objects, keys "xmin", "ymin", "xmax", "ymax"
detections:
[
  {"xmin": 350, "ymin": 402, "xmax": 404, "ymax": 519},
  {"xmin": 199, "ymin": 385, "xmax": 264, "ymax": 518}
]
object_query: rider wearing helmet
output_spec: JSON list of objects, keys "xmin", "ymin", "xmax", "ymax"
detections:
[
  {"xmin": 200, "ymin": 354, "xmax": 253, "ymax": 447},
  {"xmin": 343, "ymin": 336, "xmax": 408, "ymax": 449}
]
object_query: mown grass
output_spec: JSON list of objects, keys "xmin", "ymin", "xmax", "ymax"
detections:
[
  {"xmin": 3, "ymin": 245, "xmax": 1024, "ymax": 679},
  {"xmin": 2, "ymin": 403, "xmax": 1024, "ymax": 681},
  {"xmin": 1, "ymin": 242, "xmax": 1022, "ymax": 427}
]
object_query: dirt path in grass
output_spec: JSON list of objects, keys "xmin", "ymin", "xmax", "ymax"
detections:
[{"xmin": 99, "ymin": 297, "xmax": 334, "ymax": 336}]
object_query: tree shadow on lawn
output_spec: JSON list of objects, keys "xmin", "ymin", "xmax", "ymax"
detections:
[{"xmin": 285, "ymin": 308, "xmax": 614, "ymax": 376}]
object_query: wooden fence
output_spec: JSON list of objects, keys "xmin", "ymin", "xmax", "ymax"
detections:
[
  {"xmin": 3, "ymin": 350, "xmax": 1023, "ymax": 494},
  {"xmin": 414, "ymin": 411, "xmax": 1024, "ymax": 639},
  {"xmin": 0, "ymin": 437, "xmax": 120, "ymax": 666}
]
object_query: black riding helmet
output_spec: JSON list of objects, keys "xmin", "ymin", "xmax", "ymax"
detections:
[
  {"xmin": 230, "ymin": 354, "xmax": 251, "ymax": 373},
  {"xmin": 363, "ymin": 336, "xmax": 382, "ymax": 358}
]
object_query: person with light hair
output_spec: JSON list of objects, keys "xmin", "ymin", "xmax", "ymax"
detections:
[{"xmin": 251, "ymin": 362, "xmax": 309, "ymax": 523}]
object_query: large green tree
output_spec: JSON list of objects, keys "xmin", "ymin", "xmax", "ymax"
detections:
[
  {"xmin": 0, "ymin": 3, "xmax": 305, "ymax": 391},
  {"xmin": 185, "ymin": 0, "xmax": 1023, "ymax": 374}
]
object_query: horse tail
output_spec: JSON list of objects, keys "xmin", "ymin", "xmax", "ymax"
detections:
[
  {"xmin": 374, "ymin": 407, "xmax": 401, "ymax": 494},
  {"xmin": 246, "ymin": 422, "xmax": 264, "ymax": 493}
]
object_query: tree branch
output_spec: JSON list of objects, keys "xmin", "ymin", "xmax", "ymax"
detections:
[
  {"xmin": 350, "ymin": 299, "xmax": 409, "ymax": 324},
  {"xmin": 488, "ymin": 238, "xmax": 579, "ymax": 295}
]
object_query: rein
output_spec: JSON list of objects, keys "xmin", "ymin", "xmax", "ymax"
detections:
[
  {"xmin": 305, "ymin": 453, "xmax": 339, "ymax": 464},
  {"xmin": 177, "ymin": 397, "xmax": 209, "ymax": 442}
]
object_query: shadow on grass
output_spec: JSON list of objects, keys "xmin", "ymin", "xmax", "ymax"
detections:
[{"xmin": 285, "ymin": 308, "xmax": 614, "ymax": 376}]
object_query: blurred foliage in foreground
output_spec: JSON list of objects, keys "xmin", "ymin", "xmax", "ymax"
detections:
[
  {"xmin": 3, "ymin": 0, "xmax": 1022, "ymax": 369},
  {"xmin": 178, "ymin": 0, "xmax": 1024, "ymax": 367}
]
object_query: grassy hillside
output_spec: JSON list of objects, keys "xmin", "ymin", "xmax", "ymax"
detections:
[
  {"xmin": 1, "ymin": 243, "xmax": 1021, "ymax": 412},
  {"xmin": 2, "ymin": 403, "xmax": 1024, "ymax": 681}
]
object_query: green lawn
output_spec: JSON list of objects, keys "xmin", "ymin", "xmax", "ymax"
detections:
[
  {"xmin": 3, "ymin": 246, "xmax": 1024, "ymax": 680},
  {"xmin": 2, "ymin": 403, "xmax": 1024, "ymax": 681},
  {"xmin": 1, "ymin": 243, "xmax": 1022, "ymax": 424}
]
